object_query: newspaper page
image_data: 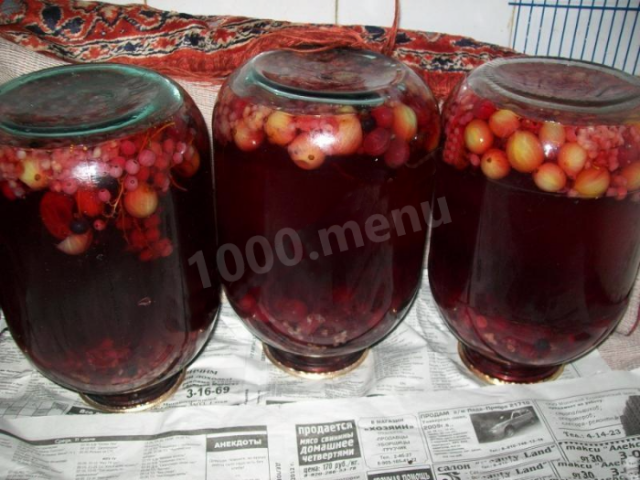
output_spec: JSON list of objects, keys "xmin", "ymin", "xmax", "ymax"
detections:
[
  {"xmin": 0, "ymin": 369, "xmax": 638, "ymax": 480},
  {"xmin": 0, "ymin": 272, "xmax": 611, "ymax": 417}
]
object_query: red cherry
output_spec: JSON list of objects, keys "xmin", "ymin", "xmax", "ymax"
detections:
[
  {"xmin": 384, "ymin": 138, "xmax": 410, "ymax": 168},
  {"xmin": 76, "ymin": 190, "xmax": 103, "ymax": 218},
  {"xmin": 372, "ymin": 106, "xmax": 394, "ymax": 128},
  {"xmin": 363, "ymin": 128, "xmax": 392, "ymax": 156},
  {"xmin": 40, "ymin": 192, "xmax": 74, "ymax": 240}
]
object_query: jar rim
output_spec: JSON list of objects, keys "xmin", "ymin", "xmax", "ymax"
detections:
[
  {"xmin": 468, "ymin": 56, "xmax": 640, "ymax": 124},
  {"xmin": 0, "ymin": 64, "xmax": 183, "ymax": 147}
]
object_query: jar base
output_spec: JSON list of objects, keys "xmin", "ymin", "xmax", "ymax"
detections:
[
  {"xmin": 263, "ymin": 345, "xmax": 368, "ymax": 379},
  {"xmin": 79, "ymin": 370, "xmax": 186, "ymax": 413},
  {"xmin": 459, "ymin": 344, "xmax": 564, "ymax": 384}
]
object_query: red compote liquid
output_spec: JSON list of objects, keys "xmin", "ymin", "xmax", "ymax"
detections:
[
  {"xmin": 429, "ymin": 58, "xmax": 640, "ymax": 383},
  {"xmin": 0, "ymin": 65, "xmax": 220, "ymax": 410},
  {"xmin": 213, "ymin": 49, "xmax": 440, "ymax": 375}
]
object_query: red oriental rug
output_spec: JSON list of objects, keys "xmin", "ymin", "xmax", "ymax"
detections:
[{"xmin": 0, "ymin": 0, "xmax": 515, "ymax": 101}]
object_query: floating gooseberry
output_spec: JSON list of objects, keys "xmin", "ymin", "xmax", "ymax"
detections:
[
  {"xmin": 539, "ymin": 122, "xmax": 566, "ymax": 151},
  {"xmin": 174, "ymin": 150, "xmax": 200, "ymax": 178},
  {"xmin": 480, "ymin": 149, "xmax": 510, "ymax": 180},
  {"xmin": 464, "ymin": 119, "xmax": 494, "ymax": 155},
  {"xmin": 533, "ymin": 163, "xmax": 567, "ymax": 192},
  {"xmin": 56, "ymin": 231, "xmax": 92, "ymax": 255},
  {"xmin": 392, "ymin": 104, "xmax": 418, "ymax": 141},
  {"xmin": 621, "ymin": 161, "xmax": 640, "ymax": 191},
  {"xmin": 264, "ymin": 111, "xmax": 297, "ymax": 146},
  {"xmin": 558, "ymin": 142, "xmax": 587, "ymax": 178},
  {"xmin": 329, "ymin": 115, "xmax": 362, "ymax": 156},
  {"xmin": 288, "ymin": 133, "xmax": 325, "ymax": 170},
  {"xmin": 489, "ymin": 110, "xmax": 519, "ymax": 138},
  {"xmin": 506, "ymin": 130, "xmax": 544, "ymax": 172},
  {"xmin": 574, "ymin": 168, "xmax": 611, "ymax": 198},
  {"xmin": 19, "ymin": 157, "xmax": 48, "ymax": 190},
  {"xmin": 233, "ymin": 121, "xmax": 264, "ymax": 152},
  {"xmin": 124, "ymin": 183, "xmax": 159, "ymax": 218}
]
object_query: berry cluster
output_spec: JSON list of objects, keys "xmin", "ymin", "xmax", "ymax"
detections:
[
  {"xmin": 443, "ymin": 89, "xmax": 640, "ymax": 199},
  {"xmin": 214, "ymin": 90, "xmax": 440, "ymax": 170},
  {"xmin": 0, "ymin": 115, "xmax": 201, "ymax": 260}
]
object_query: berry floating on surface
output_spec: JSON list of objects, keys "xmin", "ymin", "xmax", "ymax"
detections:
[
  {"xmin": 287, "ymin": 133, "xmax": 325, "ymax": 170},
  {"xmin": 574, "ymin": 168, "xmax": 611, "ymax": 198},
  {"xmin": 506, "ymin": 130, "xmax": 544, "ymax": 173},
  {"xmin": 558, "ymin": 142, "xmax": 587, "ymax": 178},
  {"xmin": 489, "ymin": 110, "xmax": 519, "ymax": 138},
  {"xmin": 480, "ymin": 149, "xmax": 510, "ymax": 180},
  {"xmin": 533, "ymin": 163, "xmax": 567, "ymax": 192},
  {"xmin": 392, "ymin": 104, "xmax": 418, "ymax": 142},
  {"xmin": 464, "ymin": 119, "xmax": 494, "ymax": 155},
  {"xmin": 124, "ymin": 183, "xmax": 159, "ymax": 218}
]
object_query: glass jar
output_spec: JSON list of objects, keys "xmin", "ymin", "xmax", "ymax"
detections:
[
  {"xmin": 213, "ymin": 49, "xmax": 440, "ymax": 376},
  {"xmin": 0, "ymin": 65, "xmax": 220, "ymax": 411},
  {"xmin": 430, "ymin": 57, "xmax": 640, "ymax": 383}
]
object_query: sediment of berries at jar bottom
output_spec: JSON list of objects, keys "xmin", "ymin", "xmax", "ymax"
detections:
[
  {"xmin": 213, "ymin": 49, "xmax": 440, "ymax": 376},
  {"xmin": 0, "ymin": 64, "xmax": 220, "ymax": 412},
  {"xmin": 429, "ymin": 57, "xmax": 640, "ymax": 384}
]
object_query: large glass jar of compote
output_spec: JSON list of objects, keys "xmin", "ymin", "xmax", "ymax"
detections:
[
  {"xmin": 213, "ymin": 49, "xmax": 440, "ymax": 377},
  {"xmin": 430, "ymin": 57, "xmax": 640, "ymax": 383},
  {"xmin": 0, "ymin": 65, "xmax": 220, "ymax": 411}
]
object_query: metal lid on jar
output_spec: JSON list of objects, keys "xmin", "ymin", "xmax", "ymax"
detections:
[
  {"xmin": 232, "ymin": 49, "xmax": 412, "ymax": 111},
  {"xmin": 0, "ymin": 64, "xmax": 183, "ymax": 147},
  {"xmin": 468, "ymin": 57, "xmax": 640, "ymax": 125}
]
